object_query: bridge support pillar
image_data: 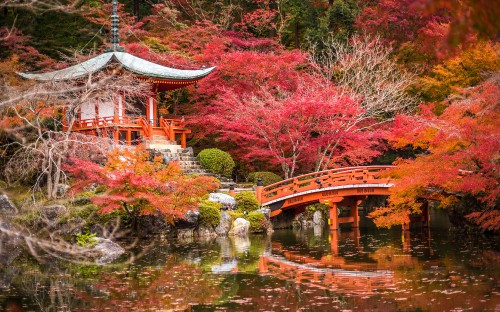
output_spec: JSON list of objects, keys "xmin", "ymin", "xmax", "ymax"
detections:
[
  {"xmin": 329, "ymin": 202, "xmax": 339, "ymax": 231},
  {"xmin": 321, "ymin": 197, "xmax": 343, "ymax": 231},
  {"xmin": 329, "ymin": 230, "xmax": 339, "ymax": 255},
  {"xmin": 422, "ymin": 201, "xmax": 430, "ymax": 228}
]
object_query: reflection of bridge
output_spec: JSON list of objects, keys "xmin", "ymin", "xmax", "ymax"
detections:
[
  {"xmin": 256, "ymin": 166, "xmax": 396, "ymax": 230},
  {"xmin": 258, "ymin": 229, "xmax": 434, "ymax": 295},
  {"xmin": 258, "ymin": 254, "xmax": 395, "ymax": 295}
]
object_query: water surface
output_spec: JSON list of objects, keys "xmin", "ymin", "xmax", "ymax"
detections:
[{"xmin": 1, "ymin": 214, "xmax": 499, "ymax": 311}]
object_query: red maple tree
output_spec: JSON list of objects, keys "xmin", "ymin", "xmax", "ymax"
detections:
[
  {"xmin": 67, "ymin": 147, "xmax": 219, "ymax": 229},
  {"xmin": 370, "ymin": 76, "xmax": 500, "ymax": 231}
]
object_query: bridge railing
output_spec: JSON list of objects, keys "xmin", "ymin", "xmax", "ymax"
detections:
[{"xmin": 261, "ymin": 166, "xmax": 393, "ymax": 204}]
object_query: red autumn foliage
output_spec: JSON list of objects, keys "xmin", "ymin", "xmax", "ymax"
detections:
[
  {"xmin": 66, "ymin": 147, "xmax": 219, "ymax": 225},
  {"xmin": 370, "ymin": 76, "xmax": 500, "ymax": 231},
  {"xmin": 196, "ymin": 75, "xmax": 386, "ymax": 178}
]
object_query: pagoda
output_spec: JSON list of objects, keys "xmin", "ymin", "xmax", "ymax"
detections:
[{"xmin": 19, "ymin": 0, "xmax": 215, "ymax": 150}]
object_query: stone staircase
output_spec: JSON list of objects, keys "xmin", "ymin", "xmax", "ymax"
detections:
[
  {"xmin": 175, "ymin": 150, "xmax": 212, "ymax": 176},
  {"xmin": 146, "ymin": 135, "xmax": 236, "ymax": 182},
  {"xmin": 149, "ymin": 143, "xmax": 212, "ymax": 176}
]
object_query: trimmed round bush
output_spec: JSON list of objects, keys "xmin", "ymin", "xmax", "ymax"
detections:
[
  {"xmin": 235, "ymin": 191, "xmax": 260, "ymax": 213},
  {"xmin": 198, "ymin": 200, "xmax": 222, "ymax": 228},
  {"xmin": 248, "ymin": 171, "xmax": 283, "ymax": 186},
  {"xmin": 197, "ymin": 148, "xmax": 235, "ymax": 177},
  {"xmin": 246, "ymin": 211, "xmax": 266, "ymax": 233}
]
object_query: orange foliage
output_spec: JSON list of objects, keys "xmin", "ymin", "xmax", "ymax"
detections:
[
  {"xmin": 67, "ymin": 146, "xmax": 219, "ymax": 224},
  {"xmin": 371, "ymin": 76, "xmax": 500, "ymax": 230}
]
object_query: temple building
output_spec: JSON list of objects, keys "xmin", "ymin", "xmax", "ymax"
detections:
[{"xmin": 19, "ymin": 0, "xmax": 214, "ymax": 150}]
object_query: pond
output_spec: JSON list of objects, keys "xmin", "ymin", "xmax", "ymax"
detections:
[{"xmin": 1, "ymin": 210, "xmax": 499, "ymax": 311}]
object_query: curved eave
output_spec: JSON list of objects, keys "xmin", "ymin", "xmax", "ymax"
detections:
[
  {"xmin": 18, "ymin": 51, "xmax": 216, "ymax": 82},
  {"xmin": 18, "ymin": 53, "xmax": 113, "ymax": 81},
  {"xmin": 112, "ymin": 52, "xmax": 215, "ymax": 80}
]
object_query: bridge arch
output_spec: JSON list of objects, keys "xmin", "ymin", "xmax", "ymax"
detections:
[{"xmin": 256, "ymin": 166, "xmax": 394, "ymax": 230}]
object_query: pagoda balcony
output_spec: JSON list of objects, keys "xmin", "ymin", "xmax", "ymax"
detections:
[{"xmin": 63, "ymin": 115, "xmax": 191, "ymax": 148}]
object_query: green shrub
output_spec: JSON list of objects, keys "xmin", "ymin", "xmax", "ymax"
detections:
[
  {"xmin": 228, "ymin": 211, "xmax": 244, "ymax": 223},
  {"xmin": 235, "ymin": 191, "xmax": 260, "ymax": 213},
  {"xmin": 246, "ymin": 211, "xmax": 266, "ymax": 233},
  {"xmin": 198, "ymin": 200, "xmax": 222, "ymax": 228},
  {"xmin": 248, "ymin": 172, "xmax": 282, "ymax": 186},
  {"xmin": 197, "ymin": 148, "xmax": 235, "ymax": 177},
  {"xmin": 75, "ymin": 232, "xmax": 98, "ymax": 247}
]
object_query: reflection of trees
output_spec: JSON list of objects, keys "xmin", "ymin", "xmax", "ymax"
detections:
[
  {"xmin": 1, "ymin": 258, "xmax": 86, "ymax": 312},
  {"xmin": 75, "ymin": 256, "xmax": 222, "ymax": 311}
]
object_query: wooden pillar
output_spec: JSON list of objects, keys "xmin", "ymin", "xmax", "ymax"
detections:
[
  {"xmin": 329, "ymin": 202, "xmax": 339, "ymax": 230},
  {"xmin": 329, "ymin": 230, "xmax": 339, "ymax": 255},
  {"xmin": 350, "ymin": 203, "xmax": 359, "ymax": 228},
  {"xmin": 402, "ymin": 229, "xmax": 411, "ymax": 252},
  {"xmin": 181, "ymin": 133, "xmax": 187, "ymax": 148},
  {"xmin": 321, "ymin": 197, "xmax": 343, "ymax": 231},
  {"xmin": 422, "ymin": 201, "xmax": 430, "ymax": 228},
  {"xmin": 402, "ymin": 222, "xmax": 410, "ymax": 232},
  {"xmin": 126, "ymin": 129, "xmax": 131, "ymax": 146},
  {"xmin": 255, "ymin": 178, "xmax": 263, "ymax": 204},
  {"xmin": 113, "ymin": 128, "xmax": 119, "ymax": 144}
]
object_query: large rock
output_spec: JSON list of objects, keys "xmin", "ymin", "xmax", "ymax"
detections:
[
  {"xmin": 228, "ymin": 218, "xmax": 250, "ymax": 237},
  {"xmin": 93, "ymin": 238, "xmax": 125, "ymax": 265},
  {"xmin": 40, "ymin": 205, "xmax": 67, "ymax": 227},
  {"xmin": 313, "ymin": 210, "xmax": 324, "ymax": 225},
  {"xmin": 196, "ymin": 225, "xmax": 217, "ymax": 238},
  {"xmin": 0, "ymin": 194, "xmax": 17, "ymax": 214},
  {"xmin": 0, "ymin": 223, "xmax": 22, "ymax": 265},
  {"xmin": 137, "ymin": 214, "xmax": 172, "ymax": 237},
  {"xmin": 175, "ymin": 210, "xmax": 199, "ymax": 228},
  {"xmin": 215, "ymin": 211, "xmax": 232, "ymax": 236},
  {"xmin": 177, "ymin": 228, "xmax": 194, "ymax": 240},
  {"xmin": 208, "ymin": 193, "xmax": 236, "ymax": 210},
  {"xmin": 257, "ymin": 208, "xmax": 273, "ymax": 235}
]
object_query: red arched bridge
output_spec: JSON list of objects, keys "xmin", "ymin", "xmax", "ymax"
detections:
[{"xmin": 255, "ymin": 166, "xmax": 398, "ymax": 231}]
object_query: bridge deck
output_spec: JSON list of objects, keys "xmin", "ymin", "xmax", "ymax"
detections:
[{"xmin": 259, "ymin": 166, "xmax": 394, "ymax": 212}]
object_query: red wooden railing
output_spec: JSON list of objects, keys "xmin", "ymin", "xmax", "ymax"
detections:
[
  {"xmin": 261, "ymin": 166, "xmax": 393, "ymax": 205},
  {"xmin": 138, "ymin": 116, "xmax": 152, "ymax": 139},
  {"xmin": 71, "ymin": 115, "xmax": 143, "ymax": 131}
]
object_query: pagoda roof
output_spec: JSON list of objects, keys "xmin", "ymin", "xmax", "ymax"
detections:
[{"xmin": 18, "ymin": 51, "xmax": 215, "ymax": 82}]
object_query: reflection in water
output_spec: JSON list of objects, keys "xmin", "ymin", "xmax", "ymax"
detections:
[{"xmin": 0, "ymin": 222, "xmax": 499, "ymax": 311}]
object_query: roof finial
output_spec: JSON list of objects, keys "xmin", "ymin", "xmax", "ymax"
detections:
[{"xmin": 109, "ymin": 0, "xmax": 124, "ymax": 52}]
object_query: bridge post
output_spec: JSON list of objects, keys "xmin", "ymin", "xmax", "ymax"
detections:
[
  {"xmin": 321, "ymin": 197, "xmax": 343, "ymax": 231},
  {"xmin": 329, "ymin": 230, "xmax": 339, "ymax": 255},
  {"xmin": 329, "ymin": 202, "xmax": 339, "ymax": 230},
  {"xmin": 255, "ymin": 178, "xmax": 263, "ymax": 204},
  {"xmin": 422, "ymin": 201, "xmax": 430, "ymax": 228},
  {"xmin": 229, "ymin": 183, "xmax": 235, "ymax": 197}
]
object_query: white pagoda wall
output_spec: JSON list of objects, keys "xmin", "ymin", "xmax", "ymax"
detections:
[
  {"xmin": 81, "ymin": 101, "xmax": 95, "ymax": 120},
  {"xmin": 98, "ymin": 101, "xmax": 114, "ymax": 118}
]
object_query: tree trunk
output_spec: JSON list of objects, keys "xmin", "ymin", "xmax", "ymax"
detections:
[
  {"xmin": 294, "ymin": 20, "xmax": 300, "ymax": 49},
  {"xmin": 133, "ymin": 0, "xmax": 140, "ymax": 22}
]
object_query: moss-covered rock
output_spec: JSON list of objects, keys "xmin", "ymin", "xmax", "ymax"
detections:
[
  {"xmin": 198, "ymin": 200, "xmax": 222, "ymax": 229},
  {"xmin": 246, "ymin": 211, "xmax": 266, "ymax": 233}
]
